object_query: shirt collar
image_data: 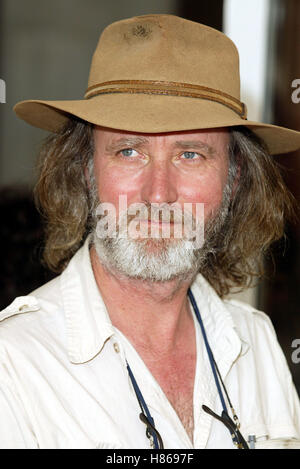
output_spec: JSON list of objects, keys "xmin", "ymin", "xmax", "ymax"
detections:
[
  {"xmin": 61, "ymin": 237, "xmax": 245, "ymax": 370},
  {"xmin": 60, "ymin": 236, "xmax": 115, "ymax": 364}
]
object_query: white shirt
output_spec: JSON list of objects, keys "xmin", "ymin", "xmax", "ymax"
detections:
[{"xmin": 0, "ymin": 238, "xmax": 299, "ymax": 449}]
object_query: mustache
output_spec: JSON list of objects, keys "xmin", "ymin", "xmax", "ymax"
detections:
[
  {"xmin": 120, "ymin": 203, "xmax": 195, "ymax": 225},
  {"xmin": 93, "ymin": 201, "xmax": 203, "ymax": 244}
]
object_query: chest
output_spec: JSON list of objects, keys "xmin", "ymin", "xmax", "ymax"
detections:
[{"xmin": 140, "ymin": 350, "xmax": 196, "ymax": 442}]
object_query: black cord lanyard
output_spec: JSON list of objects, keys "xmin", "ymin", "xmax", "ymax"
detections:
[
  {"xmin": 126, "ymin": 288, "xmax": 249, "ymax": 449},
  {"xmin": 187, "ymin": 289, "xmax": 249, "ymax": 449},
  {"xmin": 126, "ymin": 361, "xmax": 163, "ymax": 449}
]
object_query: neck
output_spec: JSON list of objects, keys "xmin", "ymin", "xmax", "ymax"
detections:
[{"xmin": 90, "ymin": 246, "xmax": 196, "ymax": 354}]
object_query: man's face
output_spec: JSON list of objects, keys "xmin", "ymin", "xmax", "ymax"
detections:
[
  {"xmin": 93, "ymin": 126, "xmax": 229, "ymax": 221},
  {"xmin": 91, "ymin": 126, "xmax": 231, "ymax": 282}
]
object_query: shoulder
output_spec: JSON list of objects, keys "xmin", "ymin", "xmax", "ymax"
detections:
[
  {"xmin": 223, "ymin": 296, "xmax": 294, "ymax": 386},
  {"xmin": 0, "ymin": 274, "xmax": 62, "ymax": 320},
  {"xmin": 224, "ymin": 296, "xmax": 271, "ymax": 321},
  {"xmin": 0, "ymin": 275, "xmax": 64, "ymax": 351},
  {"xmin": 222, "ymin": 296, "xmax": 292, "ymax": 377},
  {"xmin": 223, "ymin": 297, "xmax": 277, "ymax": 343}
]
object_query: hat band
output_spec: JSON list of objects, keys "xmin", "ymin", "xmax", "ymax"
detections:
[{"xmin": 84, "ymin": 80, "xmax": 247, "ymax": 119}]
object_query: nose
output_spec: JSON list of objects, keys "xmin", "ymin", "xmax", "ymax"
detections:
[{"xmin": 140, "ymin": 158, "xmax": 178, "ymax": 205}]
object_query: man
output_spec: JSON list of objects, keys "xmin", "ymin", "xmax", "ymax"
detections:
[{"xmin": 1, "ymin": 14, "xmax": 300, "ymax": 449}]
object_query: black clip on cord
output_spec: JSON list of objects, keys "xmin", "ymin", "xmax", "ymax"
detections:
[
  {"xmin": 202, "ymin": 405, "xmax": 249, "ymax": 449},
  {"xmin": 139, "ymin": 413, "xmax": 164, "ymax": 449}
]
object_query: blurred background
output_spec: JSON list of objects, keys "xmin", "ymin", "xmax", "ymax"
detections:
[{"xmin": 0, "ymin": 0, "xmax": 299, "ymax": 394}]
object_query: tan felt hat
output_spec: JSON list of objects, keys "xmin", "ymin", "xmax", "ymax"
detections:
[{"xmin": 14, "ymin": 14, "xmax": 300, "ymax": 155}]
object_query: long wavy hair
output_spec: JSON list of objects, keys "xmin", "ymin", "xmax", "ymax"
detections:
[{"xmin": 34, "ymin": 117, "xmax": 295, "ymax": 297}]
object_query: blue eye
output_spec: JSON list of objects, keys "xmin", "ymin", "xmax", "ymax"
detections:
[
  {"xmin": 182, "ymin": 151, "xmax": 199, "ymax": 160},
  {"xmin": 120, "ymin": 148, "xmax": 137, "ymax": 157}
]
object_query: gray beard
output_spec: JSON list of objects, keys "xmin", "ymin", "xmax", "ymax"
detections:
[{"xmin": 90, "ymin": 183, "xmax": 232, "ymax": 284}]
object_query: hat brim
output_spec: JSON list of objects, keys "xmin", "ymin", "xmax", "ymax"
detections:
[{"xmin": 14, "ymin": 94, "xmax": 300, "ymax": 155}]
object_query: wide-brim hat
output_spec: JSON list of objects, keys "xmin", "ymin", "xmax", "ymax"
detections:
[{"xmin": 14, "ymin": 14, "xmax": 300, "ymax": 155}]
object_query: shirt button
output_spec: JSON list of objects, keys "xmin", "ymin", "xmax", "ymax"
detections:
[{"xmin": 113, "ymin": 342, "xmax": 120, "ymax": 353}]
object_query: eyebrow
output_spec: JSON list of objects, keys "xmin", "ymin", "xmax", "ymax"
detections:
[
  {"xmin": 173, "ymin": 140, "xmax": 216, "ymax": 155},
  {"xmin": 105, "ymin": 137, "xmax": 149, "ymax": 152}
]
